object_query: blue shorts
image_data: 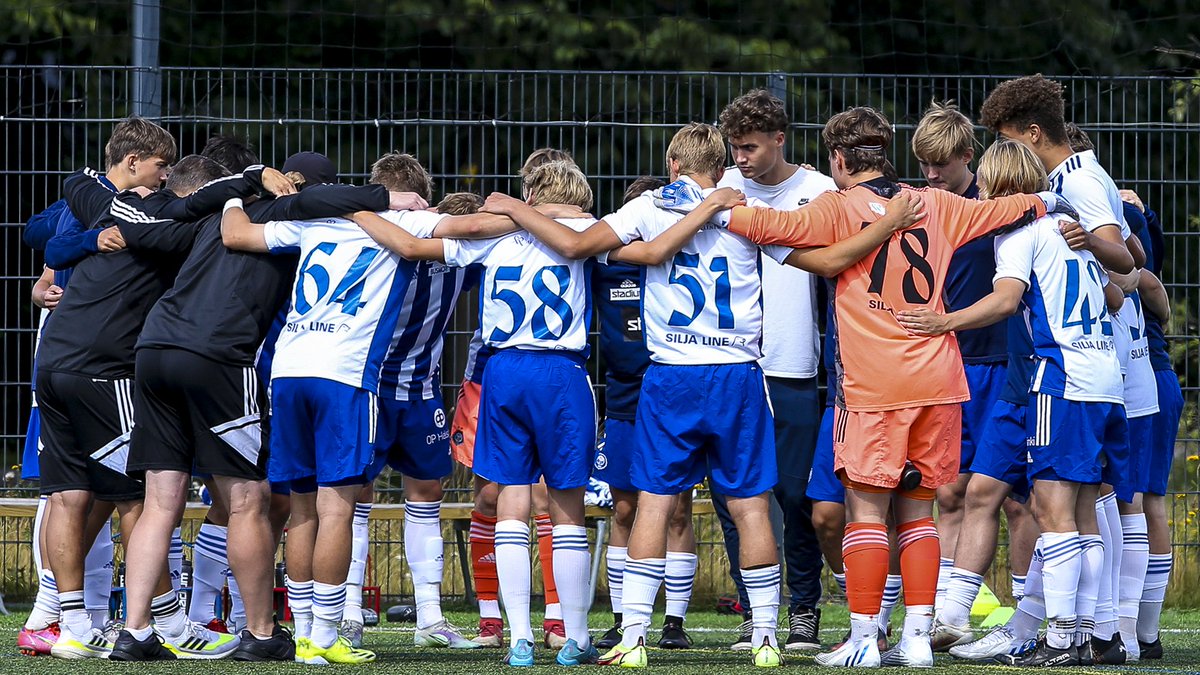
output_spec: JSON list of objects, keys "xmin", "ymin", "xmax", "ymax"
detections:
[
  {"xmin": 269, "ymin": 377, "xmax": 385, "ymax": 487},
  {"xmin": 1118, "ymin": 415, "xmax": 1156, "ymax": 502},
  {"xmin": 473, "ymin": 350, "xmax": 596, "ymax": 490},
  {"xmin": 1026, "ymin": 393, "xmax": 1128, "ymax": 486},
  {"xmin": 270, "ymin": 481, "xmax": 291, "ymax": 495},
  {"xmin": 805, "ymin": 407, "xmax": 843, "ymax": 503},
  {"xmin": 595, "ymin": 417, "xmax": 636, "ymax": 493},
  {"xmin": 632, "ymin": 362, "xmax": 776, "ymax": 498},
  {"xmin": 1147, "ymin": 370, "xmax": 1184, "ymax": 496},
  {"xmin": 372, "ymin": 391, "xmax": 453, "ymax": 481},
  {"xmin": 968, "ymin": 399, "xmax": 1031, "ymax": 501},
  {"xmin": 961, "ymin": 363, "xmax": 1007, "ymax": 471},
  {"xmin": 21, "ymin": 406, "xmax": 41, "ymax": 480}
]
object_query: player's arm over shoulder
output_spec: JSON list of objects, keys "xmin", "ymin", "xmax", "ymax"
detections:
[
  {"xmin": 726, "ymin": 189, "xmax": 846, "ymax": 248},
  {"xmin": 949, "ymin": 189, "xmax": 1045, "ymax": 248},
  {"xmin": 348, "ymin": 211, "xmax": 445, "ymax": 262}
]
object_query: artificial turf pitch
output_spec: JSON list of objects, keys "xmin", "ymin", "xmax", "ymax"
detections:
[{"xmin": 4, "ymin": 606, "xmax": 1200, "ymax": 673}]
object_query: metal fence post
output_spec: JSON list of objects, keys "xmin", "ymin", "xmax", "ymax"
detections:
[{"xmin": 132, "ymin": 0, "xmax": 162, "ymax": 118}]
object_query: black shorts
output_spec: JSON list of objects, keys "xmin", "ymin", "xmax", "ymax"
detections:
[
  {"xmin": 37, "ymin": 369, "xmax": 145, "ymax": 502},
  {"xmin": 128, "ymin": 348, "xmax": 269, "ymax": 481}
]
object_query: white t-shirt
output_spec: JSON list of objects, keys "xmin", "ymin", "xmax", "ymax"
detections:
[
  {"xmin": 264, "ymin": 209, "xmax": 446, "ymax": 391},
  {"xmin": 1117, "ymin": 292, "xmax": 1160, "ymax": 418},
  {"xmin": 994, "ymin": 213, "xmax": 1123, "ymax": 404},
  {"xmin": 443, "ymin": 218, "xmax": 596, "ymax": 353},
  {"xmin": 719, "ymin": 165, "xmax": 837, "ymax": 378},
  {"xmin": 602, "ymin": 177, "xmax": 792, "ymax": 366}
]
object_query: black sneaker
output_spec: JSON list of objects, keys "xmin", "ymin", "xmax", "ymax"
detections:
[
  {"xmin": 732, "ymin": 615, "xmax": 754, "ymax": 651},
  {"xmin": 658, "ymin": 619, "xmax": 692, "ymax": 649},
  {"xmin": 1139, "ymin": 637, "xmax": 1163, "ymax": 660},
  {"xmin": 1075, "ymin": 641, "xmax": 1094, "ymax": 666},
  {"xmin": 995, "ymin": 636, "xmax": 1077, "ymax": 667},
  {"xmin": 231, "ymin": 625, "xmax": 296, "ymax": 662},
  {"xmin": 1092, "ymin": 634, "xmax": 1128, "ymax": 665},
  {"xmin": 109, "ymin": 629, "xmax": 177, "ymax": 661},
  {"xmin": 785, "ymin": 607, "xmax": 821, "ymax": 651},
  {"xmin": 594, "ymin": 623, "xmax": 623, "ymax": 651}
]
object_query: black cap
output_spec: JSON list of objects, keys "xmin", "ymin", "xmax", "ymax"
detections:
[{"xmin": 282, "ymin": 151, "xmax": 337, "ymax": 187}]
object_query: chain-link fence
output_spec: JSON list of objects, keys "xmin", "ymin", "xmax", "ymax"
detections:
[{"xmin": 1, "ymin": 68, "xmax": 1197, "ymax": 603}]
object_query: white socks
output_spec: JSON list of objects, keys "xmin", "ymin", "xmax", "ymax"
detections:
[
  {"xmin": 1119, "ymin": 513, "xmax": 1149, "ymax": 655},
  {"xmin": 879, "ymin": 573, "xmax": 903, "ymax": 633},
  {"xmin": 940, "ymin": 568, "xmax": 984, "ymax": 628},
  {"xmin": 1074, "ymin": 535, "xmax": 1104, "ymax": 645},
  {"xmin": 1039, "ymin": 531, "xmax": 1081, "ymax": 649},
  {"xmin": 606, "ymin": 545, "xmax": 627, "ymax": 615},
  {"xmin": 405, "ymin": 501, "xmax": 444, "ymax": 630},
  {"xmin": 169, "ymin": 527, "xmax": 184, "ymax": 592},
  {"xmin": 552, "ymin": 525, "xmax": 592, "ymax": 648},
  {"xmin": 933, "ymin": 558, "xmax": 953, "ymax": 614},
  {"xmin": 1096, "ymin": 494, "xmax": 1123, "ymax": 639},
  {"xmin": 664, "ymin": 551, "xmax": 697, "ymax": 619},
  {"xmin": 150, "ymin": 589, "xmax": 188, "ymax": 638},
  {"xmin": 27, "ymin": 568, "xmax": 59, "ymax": 630},
  {"xmin": 345, "ymin": 502, "xmax": 372, "ymax": 626},
  {"xmin": 83, "ymin": 520, "xmax": 114, "ymax": 629},
  {"xmin": 743, "ymin": 565, "xmax": 781, "ymax": 648},
  {"xmin": 190, "ymin": 523, "xmax": 229, "ymax": 623},
  {"xmin": 59, "ymin": 589, "xmax": 90, "ymax": 636},
  {"xmin": 1138, "ymin": 552, "xmax": 1171, "ymax": 642},
  {"xmin": 620, "ymin": 558, "xmax": 665, "ymax": 648},
  {"xmin": 286, "ymin": 576, "xmax": 314, "ymax": 639},
  {"xmin": 495, "ymin": 520, "xmax": 534, "ymax": 646},
  {"xmin": 312, "ymin": 581, "xmax": 347, "ymax": 649}
]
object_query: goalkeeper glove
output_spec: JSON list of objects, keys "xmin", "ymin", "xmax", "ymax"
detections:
[{"xmin": 651, "ymin": 179, "xmax": 706, "ymax": 214}]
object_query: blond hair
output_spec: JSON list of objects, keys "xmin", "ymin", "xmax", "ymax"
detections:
[
  {"xmin": 666, "ymin": 123, "xmax": 725, "ymax": 180},
  {"xmin": 370, "ymin": 153, "xmax": 433, "ymax": 202},
  {"xmin": 437, "ymin": 192, "xmax": 483, "ymax": 216},
  {"xmin": 523, "ymin": 160, "xmax": 593, "ymax": 211},
  {"xmin": 977, "ymin": 139, "xmax": 1049, "ymax": 199},
  {"xmin": 519, "ymin": 147, "xmax": 574, "ymax": 178},
  {"xmin": 912, "ymin": 100, "xmax": 979, "ymax": 164}
]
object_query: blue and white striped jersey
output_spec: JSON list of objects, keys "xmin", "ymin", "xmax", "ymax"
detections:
[
  {"xmin": 263, "ymin": 209, "xmax": 444, "ymax": 391},
  {"xmin": 377, "ymin": 262, "xmax": 476, "ymax": 401}
]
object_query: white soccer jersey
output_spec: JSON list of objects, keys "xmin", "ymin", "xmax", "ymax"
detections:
[
  {"xmin": 264, "ymin": 209, "xmax": 444, "ymax": 391},
  {"xmin": 1049, "ymin": 150, "xmax": 1131, "ymax": 239},
  {"xmin": 1117, "ymin": 292, "xmax": 1159, "ymax": 417},
  {"xmin": 719, "ymin": 166, "xmax": 836, "ymax": 378},
  {"xmin": 443, "ymin": 218, "xmax": 596, "ymax": 352},
  {"xmin": 994, "ymin": 213, "xmax": 1123, "ymax": 404},
  {"xmin": 602, "ymin": 177, "xmax": 792, "ymax": 366}
]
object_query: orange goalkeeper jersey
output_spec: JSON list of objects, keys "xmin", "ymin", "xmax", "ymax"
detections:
[{"xmin": 728, "ymin": 178, "xmax": 1045, "ymax": 412}]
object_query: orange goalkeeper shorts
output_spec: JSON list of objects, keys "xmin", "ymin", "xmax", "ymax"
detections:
[
  {"xmin": 833, "ymin": 403, "xmax": 962, "ymax": 490},
  {"xmin": 450, "ymin": 380, "xmax": 482, "ymax": 468}
]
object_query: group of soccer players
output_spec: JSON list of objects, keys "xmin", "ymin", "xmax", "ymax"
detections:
[{"xmin": 14, "ymin": 72, "xmax": 1182, "ymax": 669}]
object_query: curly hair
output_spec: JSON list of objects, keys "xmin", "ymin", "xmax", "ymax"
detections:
[
  {"xmin": 822, "ymin": 107, "xmax": 896, "ymax": 178},
  {"xmin": 719, "ymin": 89, "xmax": 789, "ymax": 138},
  {"xmin": 979, "ymin": 74, "xmax": 1068, "ymax": 145}
]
